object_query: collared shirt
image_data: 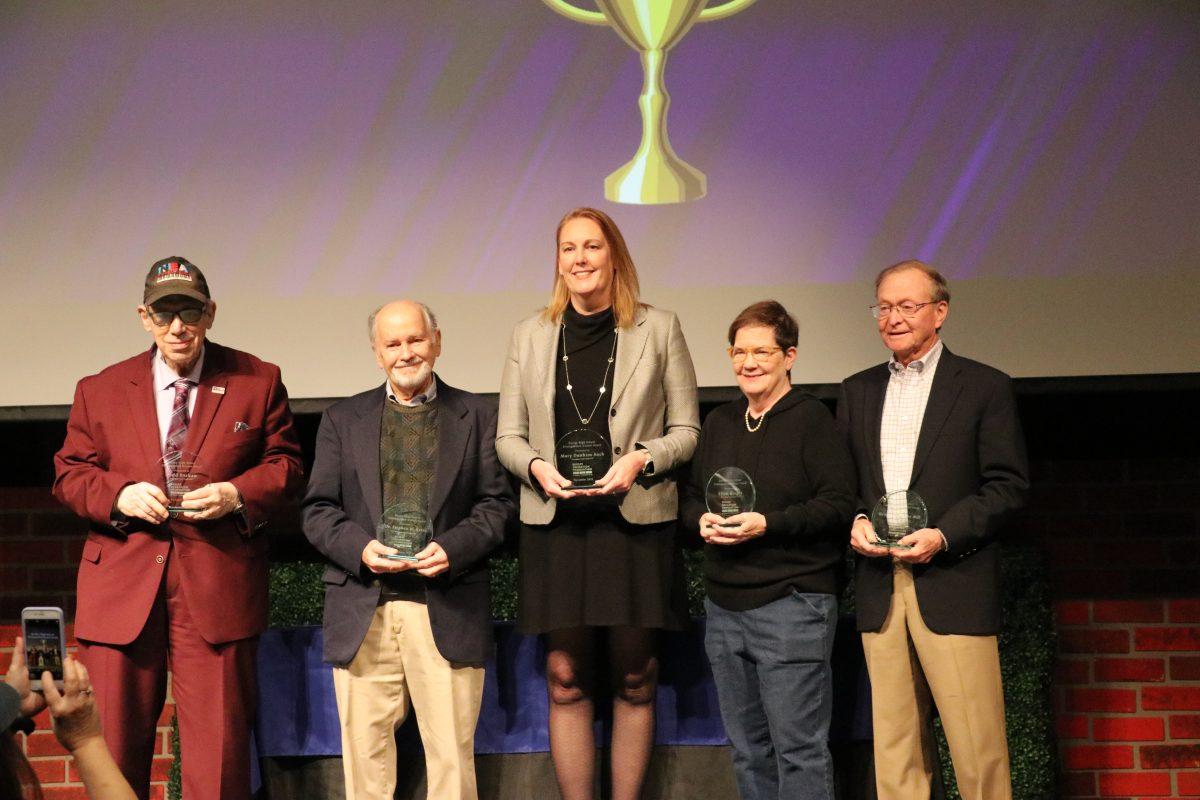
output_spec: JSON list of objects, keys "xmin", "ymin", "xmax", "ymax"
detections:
[
  {"xmin": 386, "ymin": 378, "xmax": 437, "ymax": 407},
  {"xmin": 152, "ymin": 346, "xmax": 205, "ymax": 452},
  {"xmin": 880, "ymin": 339, "xmax": 943, "ymax": 495}
]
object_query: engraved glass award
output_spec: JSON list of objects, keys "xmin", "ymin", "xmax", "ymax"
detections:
[
  {"xmin": 555, "ymin": 429, "xmax": 612, "ymax": 490},
  {"xmin": 869, "ymin": 490, "xmax": 929, "ymax": 550},
  {"xmin": 705, "ymin": 466, "xmax": 756, "ymax": 528},
  {"xmin": 377, "ymin": 504, "xmax": 432, "ymax": 562},
  {"xmin": 158, "ymin": 450, "xmax": 209, "ymax": 516}
]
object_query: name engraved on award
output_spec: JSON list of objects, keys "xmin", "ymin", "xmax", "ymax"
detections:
[
  {"xmin": 555, "ymin": 429, "xmax": 612, "ymax": 490},
  {"xmin": 158, "ymin": 450, "xmax": 209, "ymax": 516},
  {"xmin": 705, "ymin": 466, "xmax": 756, "ymax": 529}
]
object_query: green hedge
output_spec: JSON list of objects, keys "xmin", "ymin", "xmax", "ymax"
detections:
[{"xmin": 254, "ymin": 542, "xmax": 1055, "ymax": 799}]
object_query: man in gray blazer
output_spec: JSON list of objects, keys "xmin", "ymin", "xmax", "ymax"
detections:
[{"xmin": 303, "ymin": 300, "xmax": 515, "ymax": 800}]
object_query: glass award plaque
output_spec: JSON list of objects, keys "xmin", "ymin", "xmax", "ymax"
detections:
[
  {"xmin": 869, "ymin": 490, "xmax": 929, "ymax": 550},
  {"xmin": 158, "ymin": 450, "xmax": 209, "ymax": 515},
  {"xmin": 554, "ymin": 429, "xmax": 612, "ymax": 490},
  {"xmin": 705, "ymin": 467, "xmax": 756, "ymax": 528},
  {"xmin": 376, "ymin": 504, "xmax": 432, "ymax": 562}
]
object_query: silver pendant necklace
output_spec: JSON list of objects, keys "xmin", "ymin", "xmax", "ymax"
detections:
[{"xmin": 561, "ymin": 322, "xmax": 618, "ymax": 426}]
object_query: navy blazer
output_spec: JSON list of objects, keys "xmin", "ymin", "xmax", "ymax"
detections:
[
  {"xmin": 838, "ymin": 347, "xmax": 1030, "ymax": 635},
  {"xmin": 302, "ymin": 376, "xmax": 515, "ymax": 665}
]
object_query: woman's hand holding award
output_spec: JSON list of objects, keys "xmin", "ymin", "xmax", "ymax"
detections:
[
  {"xmin": 705, "ymin": 466, "xmax": 756, "ymax": 528},
  {"xmin": 555, "ymin": 429, "xmax": 612, "ymax": 491}
]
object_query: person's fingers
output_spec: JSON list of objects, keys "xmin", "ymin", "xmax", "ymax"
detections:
[
  {"xmin": 11, "ymin": 636, "xmax": 26, "ymax": 671},
  {"xmin": 42, "ymin": 671, "xmax": 64, "ymax": 704},
  {"xmin": 72, "ymin": 659, "xmax": 90, "ymax": 686},
  {"xmin": 62, "ymin": 659, "xmax": 81, "ymax": 694}
]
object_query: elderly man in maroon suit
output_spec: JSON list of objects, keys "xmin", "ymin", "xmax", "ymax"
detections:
[{"xmin": 53, "ymin": 257, "xmax": 304, "ymax": 800}]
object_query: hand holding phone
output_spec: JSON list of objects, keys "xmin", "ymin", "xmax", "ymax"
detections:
[
  {"xmin": 5, "ymin": 636, "xmax": 48, "ymax": 718},
  {"xmin": 21, "ymin": 606, "xmax": 66, "ymax": 693}
]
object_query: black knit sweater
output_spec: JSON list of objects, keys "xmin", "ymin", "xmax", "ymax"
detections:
[{"xmin": 679, "ymin": 389, "xmax": 857, "ymax": 611}]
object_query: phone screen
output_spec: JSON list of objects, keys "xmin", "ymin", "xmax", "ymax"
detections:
[{"xmin": 24, "ymin": 617, "xmax": 65, "ymax": 682}]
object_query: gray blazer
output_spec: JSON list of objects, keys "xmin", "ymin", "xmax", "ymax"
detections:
[
  {"xmin": 496, "ymin": 305, "xmax": 700, "ymax": 525},
  {"xmin": 302, "ymin": 377, "xmax": 515, "ymax": 665}
]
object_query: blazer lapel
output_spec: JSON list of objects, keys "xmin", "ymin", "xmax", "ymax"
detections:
[
  {"xmin": 610, "ymin": 306, "xmax": 648, "ymax": 407},
  {"xmin": 125, "ymin": 352, "xmax": 166, "ymax": 481},
  {"xmin": 354, "ymin": 388, "xmax": 385, "ymax": 524},
  {"xmin": 184, "ymin": 345, "xmax": 226, "ymax": 459},
  {"xmin": 865, "ymin": 366, "xmax": 888, "ymax": 497},
  {"xmin": 536, "ymin": 317, "xmax": 559, "ymax": 419},
  {"xmin": 428, "ymin": 379, "xmax": 468, "ymax": 524},
  {"xmin": 911, "ymin": 348, "xmax": 963, "ymax": 486}
]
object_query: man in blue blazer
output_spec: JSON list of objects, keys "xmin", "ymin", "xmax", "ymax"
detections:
[
  {"xmin": 838, "ymin": 261, "xmax": 1029, "ymax": 800},
  {"xmin": 302, "ymin": 299, "xmax": 515, "ymax": 800}
]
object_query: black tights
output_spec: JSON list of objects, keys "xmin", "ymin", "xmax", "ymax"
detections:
[{"xmin": 544, "ymin": 626, "xmax": 659, "ymax": 800}]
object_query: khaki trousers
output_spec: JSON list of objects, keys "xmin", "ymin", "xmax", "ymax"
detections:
[
  {"xmin": 333, "ymin": 600, "xmax": 485, "ymax": 800},
  {"xmin": 861, "ymin": 563, "xmax": 1011, "ymax": 800}
]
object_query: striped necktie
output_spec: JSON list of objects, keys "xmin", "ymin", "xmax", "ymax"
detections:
[{"xmin": 163, "ymin": 379, "xmax": 193, "ymax": 474}]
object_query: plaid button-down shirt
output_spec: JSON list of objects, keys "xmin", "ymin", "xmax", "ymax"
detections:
[{"xmin": 880, "ymin": 339, "xmax": 944, "ymax": 495}]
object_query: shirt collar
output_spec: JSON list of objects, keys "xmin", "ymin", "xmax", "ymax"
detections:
[
  {"xmin": 889, "ymin": 339, "xmax": 943, "ymax": 376},
  {"xmin": 387, "ymin": 376, "xmax": 438, "ymax": 407},
  {"xmin": 152, "ymin": 345, "xmax": 205, "ymax": 390}
]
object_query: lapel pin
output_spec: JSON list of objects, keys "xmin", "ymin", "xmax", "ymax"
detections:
[{"xmin": 212, "ymin": 386, "xmax": 226, "ymax": 395}]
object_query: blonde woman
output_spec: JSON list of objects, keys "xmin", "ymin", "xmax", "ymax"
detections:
[{"xmin": 496, "ymin": 208, "xmax": 699, "ymax": 800}]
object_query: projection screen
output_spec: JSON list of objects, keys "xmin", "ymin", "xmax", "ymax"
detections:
[{"xmin": 1, "ymin": 0, "xmax": 1197, "ymax": 407}]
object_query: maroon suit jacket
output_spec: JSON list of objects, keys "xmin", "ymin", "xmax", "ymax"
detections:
[{"xmin": 53, "ymin": 342, "xmax": 304, "ymax": 646}]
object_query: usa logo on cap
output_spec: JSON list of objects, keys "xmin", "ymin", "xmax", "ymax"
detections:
[{"xmin": 155, "ymin": 261, "xmax": 194, "ymax": 284}]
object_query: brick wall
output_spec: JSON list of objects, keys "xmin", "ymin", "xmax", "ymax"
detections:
[
  {"xmin": 1031, "ymin": 453, "xmax": 1200, "ymax": 798},
  {"xmin": 1, "ymin": 488, "xmax": 176, "ymax": 799}
]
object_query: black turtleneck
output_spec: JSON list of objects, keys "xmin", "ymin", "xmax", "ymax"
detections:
[{"xmin": 554, "ymin": 304, "xmax": 617, "ymax": 444}]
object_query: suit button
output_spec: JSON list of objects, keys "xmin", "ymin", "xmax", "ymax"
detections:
[
  {"xmin": 610, "ymin": 408, "xmax": 617, "ymax": 417},
  {"xmin": 155, "ymin": 555, "xmax": 164, "ymax": 564},
  {"xmin": 614, "ymin": 446, "xmax": 622, "ymax": 454}
]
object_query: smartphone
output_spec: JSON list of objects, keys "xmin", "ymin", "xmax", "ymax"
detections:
[{"xmin": 21, "ymin": 606, "xmax": 66, "ymax": 692}]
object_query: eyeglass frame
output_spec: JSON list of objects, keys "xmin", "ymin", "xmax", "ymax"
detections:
[
  {"xmin": 145, "ymin": 304, "xmax": 208, "ymax": 328},
  {"xmin": 727, "ymin": 345, "xmax": 785, "ymax": 364},
  {"xmin": 869, "ymin": 300, "xmax": 940, "ymax": 319}
]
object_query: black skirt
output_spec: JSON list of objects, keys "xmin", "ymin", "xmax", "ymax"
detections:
[{"xmin": 518, "ymin": 498, "xmax": 688, "ymax": 634}]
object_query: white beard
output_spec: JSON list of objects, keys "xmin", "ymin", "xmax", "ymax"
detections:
[{"xmin": 391, "ymin": 360, "xmax": 433, "ymax": 395}]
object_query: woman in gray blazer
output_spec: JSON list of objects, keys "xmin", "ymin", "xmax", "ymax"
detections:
[{"xmin": 496, "ymin": 207, "xmax": 699, "ymax": 800}]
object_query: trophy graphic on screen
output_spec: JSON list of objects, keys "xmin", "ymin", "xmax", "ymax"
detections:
[{"xmin": 541, "ymin": 0, "xmax": 757, "ymax": 204}]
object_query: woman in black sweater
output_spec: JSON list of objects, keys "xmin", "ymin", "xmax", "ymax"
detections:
[{"xmin": 680, "ymin": 300, "xmax": 856, "ymax": 800}]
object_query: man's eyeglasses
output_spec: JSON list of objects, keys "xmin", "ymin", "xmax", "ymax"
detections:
[
  {"xmin": 728, "ymin": 346, "xmax": 783, "ymax": 364},
  {"xmin": 147, "ymin": 306, "xmax": 206, "ymax": 327},
  {"xmin": 870, "ymin": 301, "xmax": 935, "ymax": 319}
]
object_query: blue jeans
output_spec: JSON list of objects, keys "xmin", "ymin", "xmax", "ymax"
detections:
[{"xmin": 704, "ymin": 592, "xmax": 837, "ymax": 800}]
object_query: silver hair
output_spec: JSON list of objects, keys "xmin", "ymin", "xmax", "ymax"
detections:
[{"xmin": 367, "ymin": 301, "xmax": 439, "ymax": 341}]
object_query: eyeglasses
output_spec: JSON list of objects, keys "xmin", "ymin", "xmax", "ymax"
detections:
[
  {"xmin": 870, "ymin": 301, "xmax": 935, "ymax": 319},
  {"xmin": 147, "ymin": 306, "xmax": 206, "ymax": 327},
  {"xmin": 728, "ymin": 346, "xmax": 783, "ymax": 364}
]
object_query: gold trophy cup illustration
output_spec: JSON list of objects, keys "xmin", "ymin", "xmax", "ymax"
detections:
[{"xmin": 542, "ymin": 0, "xmax": 757, "ymax": 204}]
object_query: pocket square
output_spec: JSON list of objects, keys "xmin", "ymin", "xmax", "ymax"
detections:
[{"xmin": 233, "ymin": 421, "xmax": 250, "ymax": 433}]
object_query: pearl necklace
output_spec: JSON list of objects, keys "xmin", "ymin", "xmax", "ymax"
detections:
[
  {"xmin": 561, "ymin": 323, "xmax": 618, "ymax": 426},
  {"xmin": 744, "ymin": 406, "xmax": 766, "ymax": 432}
]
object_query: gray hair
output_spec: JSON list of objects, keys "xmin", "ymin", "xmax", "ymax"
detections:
[
  {"xmin": 874, "ymin": 260, "xmax": 951, "ymax": 303},
  {"xmin": 367, "ymin": 301, "xmax": 439, "ymax": 341}
]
